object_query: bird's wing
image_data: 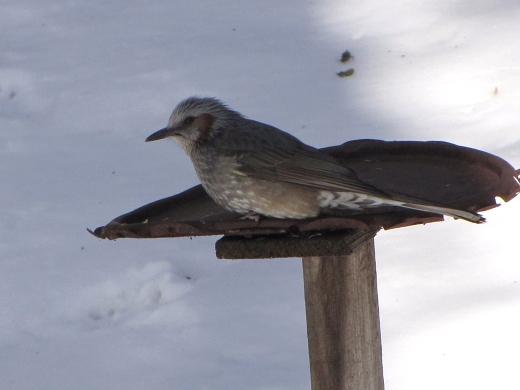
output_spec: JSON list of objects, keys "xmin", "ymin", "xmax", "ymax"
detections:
[
  {"xmin": 236, "ymin": 144, "xmax": 388, "ymax": 198},
  {"xmin": 214, "ymin": 119, "xmax": 387, "ymax": 197},
  {"xmin": 215, "ymin": 122, "xmax": 484, "ymax": 223}
]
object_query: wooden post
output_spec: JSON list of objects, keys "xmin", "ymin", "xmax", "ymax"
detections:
[{"xmin": 302, "ymin": 238, "xmax": 384, "ymax": 390}]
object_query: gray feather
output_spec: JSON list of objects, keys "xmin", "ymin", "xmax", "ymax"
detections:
[{"xmin": 224, "ymin": 120, "xmax": 485, "ymax": 223}]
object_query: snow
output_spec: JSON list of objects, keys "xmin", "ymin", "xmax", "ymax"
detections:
[{"xmin": 1, "ymin": 0, "xmax": 519, "ymax": 389}]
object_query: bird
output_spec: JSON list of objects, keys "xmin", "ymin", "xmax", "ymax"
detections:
[{"xmin": 145, "ymin": 97, "xmax": 485, "ymax": 223}]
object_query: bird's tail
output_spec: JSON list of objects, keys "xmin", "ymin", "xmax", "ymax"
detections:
[{"xmin": 382, "ymin": 198, "xmax": 485, "ymax": 223}]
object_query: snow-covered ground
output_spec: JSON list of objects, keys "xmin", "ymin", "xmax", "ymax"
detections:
[{"xmin": 1, "ymin": 0, "xmax": 519, "ymax": 389}]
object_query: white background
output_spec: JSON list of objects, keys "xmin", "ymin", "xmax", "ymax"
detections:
[{"xmin": 1, "ymin": 1, "xmax": 519, "ymax": 389}]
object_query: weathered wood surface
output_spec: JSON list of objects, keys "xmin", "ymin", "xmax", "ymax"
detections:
[
  {"xmin": 303, "ymin": 239, "xmax": 384, "ymax": 390},
  {"xmin": 215, "ymin": 229, "xmax": 379, "ymax": 259}
]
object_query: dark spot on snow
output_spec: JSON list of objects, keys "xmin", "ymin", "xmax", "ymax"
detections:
[
  {"xmin": 340, "ymin": 50, "xmax": 352, "ymax": 63},
  {"xmin": 337, "ymin": 68, "xmax": 354, "ymax": 78},
  {"xmin": 185, "ymin": 276, "xmax": 192, "ymax": 280},
  {"xmin": 88, "ymin": 308, "xmax": 115, "ymax": 321},
  {"xmin": 8, "ymin": 91, "xmax": 16, "ymax": 99}
]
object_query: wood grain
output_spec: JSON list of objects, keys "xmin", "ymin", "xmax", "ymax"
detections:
[
  {"xmin": 215, "ymin": 229, "xmax": 379, "ymax": 259},
  {"xmin": 303, "ymin": 239, "xmax": 384, "ymax": 390}
]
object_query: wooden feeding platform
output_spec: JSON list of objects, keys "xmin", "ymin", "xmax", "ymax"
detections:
[{"xmin": 91, "ymin": 139, "xmax": 519, "ymax": 390}]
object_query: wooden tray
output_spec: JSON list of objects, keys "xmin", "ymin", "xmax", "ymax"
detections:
[{"xmin": 91, "ymin": 139, "xmax": 519, "ymax": 241}]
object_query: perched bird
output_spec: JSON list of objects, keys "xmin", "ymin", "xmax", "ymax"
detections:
[{"xmin": 146, "ymin": 97, "xmax": 484, "ymax": 223}]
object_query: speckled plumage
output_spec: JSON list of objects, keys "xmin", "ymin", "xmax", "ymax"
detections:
[
  {"xmin": 145, "ymin": 97, "xmax": 485, "ymax": 223},
  {"xmin": 186, "ymin": 115, "xmax": 320, "ymax": 218}
]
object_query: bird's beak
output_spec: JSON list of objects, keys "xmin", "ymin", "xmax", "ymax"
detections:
[{"xmin": 145, "ymin": 127, "xmax": 178, "ymax": 142}]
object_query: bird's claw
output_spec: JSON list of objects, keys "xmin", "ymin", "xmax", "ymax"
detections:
[{"xmin": 239, "ymin": 212, "xmax": 261, "ymax": 223}]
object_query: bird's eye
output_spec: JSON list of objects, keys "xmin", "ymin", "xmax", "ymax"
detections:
[{"xmin": 182, "ymin": 116, "xmax": 194, "ymax": 126}]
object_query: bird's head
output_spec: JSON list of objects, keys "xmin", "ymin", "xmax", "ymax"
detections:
[{"xmin": 146, "ymin": 97, "xmax": 242, "ymax": 152}]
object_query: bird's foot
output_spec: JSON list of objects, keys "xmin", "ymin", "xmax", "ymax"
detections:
[{"xmin": 239, "ymin": 212, "xmax": 261, "ymax": 223}]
